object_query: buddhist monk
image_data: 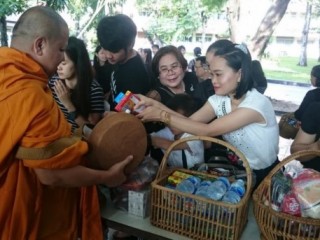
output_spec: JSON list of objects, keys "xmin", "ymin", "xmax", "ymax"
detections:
[{"xmin": 0, "ymin": 6, "xmax": 132, "ymax": 240}]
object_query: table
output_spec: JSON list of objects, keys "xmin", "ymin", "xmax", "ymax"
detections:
[
  {"xmin": 100, "ymin": 201, "xmax": 190, "ymax": 240},
  {"xmin": 100, "ymin": 199, "xmax": 261, "ymax": 240}
]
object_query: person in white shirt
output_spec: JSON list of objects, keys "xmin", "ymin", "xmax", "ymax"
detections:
[
  {"xmin": 136, "ymin": 42, "xmax": 279, "ymax": 189},
  {"xmin": 150, "ymin": 94, "xmax": 204, "ymax": 169}
]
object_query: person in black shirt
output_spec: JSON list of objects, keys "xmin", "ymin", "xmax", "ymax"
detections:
[
  {"xmin": 291, "ymin": 102, "xmax": 320, "ymax": 171},
  {"xmin": 97, "ymin": 14, "xmax": 151, "ymax": 111},
  {"xmin": 294, "ymin": 65, "xmax": 320, "ymax": 121}
]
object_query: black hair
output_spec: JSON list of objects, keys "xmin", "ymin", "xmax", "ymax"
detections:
[
  {"xmin": 65, "ymin": 36, "xmax": 92, "ymax": 118},
  {"xmin": 193, "ymin": 47, "xmax": 202, "ymax": 57},
  {"xmin": 195, "ymin": 56, "xmax": 207, "ymax": 65},
  {"xmin": 213, "ymin": 43, "xmax": 253, "ymax": 99},
  {"xmin": 93, "ymin": 45, "xmax": 102, "ymax": 69},
  {"xmin": 251, "ymin": 60, "xmax": 267, "ymax": 93},
  {"xmin": 206, "ymin": 39, "xmax": 233, "ymax": 54},
  {"xmin": 152, "ymin": 45, "xmax": 188, "ymax": 77},
  {"xmin": 152, "ymin": 44, "xmax": 159, "ymax": 50},
  {"xmin": 166, "ymin": 93, "xmax": 199, "ymax": 117},
  {"xmin": 97, "ymin": 14, "xmax": 137, "ymax": 53},
  {"xmin": 143, "ymin": 48, "xmax": 152, "ymax": 65},
  {"xmin": 311, "ymin": 65, "xmax": 320, "ymax": 87},
  {"xmin": 177, "ymin": 45, "xmax": 186, "ymax": 52}
]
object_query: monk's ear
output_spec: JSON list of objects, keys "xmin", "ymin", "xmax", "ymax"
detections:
[{"xmin": 33, "ymin": 37, "xmax": 46, "ymax": 56}]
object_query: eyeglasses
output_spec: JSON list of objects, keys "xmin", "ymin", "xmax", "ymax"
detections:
[{"xmin": 159, "ymin": 63, "xmax": 182, "ymax": 76}]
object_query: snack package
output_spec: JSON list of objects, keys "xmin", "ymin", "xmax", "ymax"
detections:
[
  {"xmin": 281, "ymin": 191, "xmax": 301, "ymax": 217},
  {"xmin": 292, "ymin": 168, "xmax": 320, "ymax": 219},
  {"xmin": 110, "ymin": 156, "xmax": 159, "ymax": 211},
  {"xmin": 115, "ymin": 91, "xmax": 144, "ymax": 114},
  {"xmin": 271, "ymin": 171, "xmax": 292, "ymax": 212}
]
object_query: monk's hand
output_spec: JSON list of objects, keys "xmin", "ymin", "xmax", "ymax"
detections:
[{"xmin": 103, "ymin": 155, "xmax": 133, "ymax": 187}]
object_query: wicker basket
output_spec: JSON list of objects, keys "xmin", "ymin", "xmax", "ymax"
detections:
[
  {"xmin": 253, "ymin": 150, "xmax": 320, "ymax": 240},
  {"xmin": 150, "ymin": 136, "xmax": 253, "ymax": 240},
  {"xmin": 278, "ymin": 112, "xmax": 300, "ymax": 139}
]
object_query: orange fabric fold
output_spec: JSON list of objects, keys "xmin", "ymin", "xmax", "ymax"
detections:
[{"xmin": 0, "ymin": 47, "xmax": 102, "ymax": 240}]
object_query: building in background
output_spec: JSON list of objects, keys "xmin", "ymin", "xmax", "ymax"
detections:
[{"xmin": 4, "ymin": 0, "xmax": 320, "ymax": 59}]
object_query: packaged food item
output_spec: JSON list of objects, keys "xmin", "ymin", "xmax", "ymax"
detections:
[
  {"xmin": 281, "ymin": 191, "xmax": 301, "ymax": 217},
  {"xmin": 172, "ymin": 170, "xmax": 192, "ymax": 179},
  {"xmin": 292, "ymin": 168, "xmax": 320, "ymax": 219},
  {"xmin": 115, "ymin": 91, "xmax": 144, "ymax": 114},
  {"xmin": 167, "ymin": 175, "xmax": 184, "ymax": 186},
  {"xmin": 271, "ymin": 171, "xmax": 292, "ymax": 211}
]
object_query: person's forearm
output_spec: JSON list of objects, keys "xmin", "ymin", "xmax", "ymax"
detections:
[
  {"xmin": 290, "ymin": 141, "xmax": 320, "ymax": 161},
  {"xmin": 34, "ymin": 165, "xmax": 112, "ymax": 187},
  {"xmin": 152, "ymin": 137, "xmax": 189, "ymax": 150},
  {"xmin": 159, "ymin": 111, "xmax": 212, "ymax": 136}
]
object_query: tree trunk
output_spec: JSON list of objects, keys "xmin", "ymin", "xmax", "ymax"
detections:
[
  {"xmin": 250, "ymin": 0, "xmax": 291, "ymax": 59},
  {"xmin": 318, "ymin": 37, "xmax": 320, "ymax": 62},
  {"xmin": 77, "ymin": 0, "xmax": 106, "ymax": 38},
  {"xmin": 0, "ymin": 16, "xmax": 8, "ymax": 47},
  {"xmin": 297, "ymin": 3, "xmax": 312, "ymax": 67},
  {"xmin": 226, "ymin": 0, "xmax": 241, "ymax": 43}
]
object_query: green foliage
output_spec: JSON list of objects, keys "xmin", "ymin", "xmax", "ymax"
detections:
[
  {"xmin": 137, "ymin": 0, "xmax": 213, "ymax": 44},
  {"xmin": 0, "ymin": 0, "xmax": 27, "ymax": 16},
  {"xmin": 201, "ymin": 0, "xmax": 227, "ymax": 11},
  {"xmin": 45, "ymin": 0, "xmax": 68, "ymax": 11}
]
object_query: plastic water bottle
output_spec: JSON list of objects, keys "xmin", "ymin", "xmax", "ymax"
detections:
[
  {"xmin": 176, "ymin": 176, "xmax": 201, "ymax": 194},
  {"xmin": 194, "ymin": 180, "xmax": 212, "ymax": 198},
  {"xmin": 222, "ymin": 180, "xmax": 246, "ymax": 204},
  {"xmin": 222, "ymin": 190, "xmax": 241, "ymax": 204},
  {"xmin": 229, "ymin": 179, "xmax": 246, "ymax": 197},
  {"xmin": 206, "ymin": 177, "xmax": 230, "ymax": 201}
]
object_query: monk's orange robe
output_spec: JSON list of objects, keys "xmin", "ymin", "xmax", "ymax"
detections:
[{"xmin": 0, "ymin": 47, "xmax": 103, "ymax": 240}]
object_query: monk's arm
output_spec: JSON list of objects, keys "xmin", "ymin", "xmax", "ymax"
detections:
[{"xmin": 34, "ymin": 156, "xmax": 132, "ymax": 188}]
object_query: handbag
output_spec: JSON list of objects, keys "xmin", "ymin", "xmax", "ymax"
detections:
[
  {"xmin": 278, "ymin": 112, "xmax": 300, "ymax": 139},
  {"xmin": 192, "ymin": 153, "xmax": 256, "ymax": 186}
]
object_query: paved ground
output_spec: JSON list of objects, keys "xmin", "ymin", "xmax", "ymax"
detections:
[{"xmin": 265, "ymin": 82, "xmax": 312, "ymax": 160}]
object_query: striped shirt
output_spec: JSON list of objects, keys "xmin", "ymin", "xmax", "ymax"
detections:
[{"xmin": 48, "ymin": 75, "xmax": 105, "ymax": 131}]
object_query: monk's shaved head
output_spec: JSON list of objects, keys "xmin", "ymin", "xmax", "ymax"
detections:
[
  {"xmin": 11, "ymin": 6, "xmax": 67, "ymax": 48},
  {"xmin": 11, "ymin": 6, "xmax": 69, "ymax": 77}
]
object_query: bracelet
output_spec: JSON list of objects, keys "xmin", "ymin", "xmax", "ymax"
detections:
[{"xmin": 161, "ymin": 111, "xmax": 170, "ymax": 125}]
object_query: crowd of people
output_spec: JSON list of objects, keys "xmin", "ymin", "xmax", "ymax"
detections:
[{"xmin": 0, "ymin": 5, "xmax": 319, "ymax": 240}]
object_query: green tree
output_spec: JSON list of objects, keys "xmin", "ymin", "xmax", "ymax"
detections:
[
  {"xmin": 201, "ymin": 0, "xmax": 226, "ymax": 10},
  {"xmin": 0, "ymin": 0, "xmax": 27, "ymax": 46},
  {"xmin": 136, "ymin": 0, "xmax": 211, "ymax": 44},
  {"xmin": 44, "ymin": 0, "xmax": 68, "ymax": 11}
]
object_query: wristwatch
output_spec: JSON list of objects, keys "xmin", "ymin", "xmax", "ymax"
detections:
[{"xmin": 68, "ymin": 110, "xmax": 78, "ymax": 121}]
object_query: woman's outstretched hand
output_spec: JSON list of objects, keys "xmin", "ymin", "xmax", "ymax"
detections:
[
  {"xmin": 134, "ymin": 94, "xmax": 166, "ymax": 122},
  {"xmin": 136, "ymin": 105, "xmax": 162, "ymax": 122},
  {"xmin": 134, "ymin": 94, "xmax": 160, "ymax": 109}
]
